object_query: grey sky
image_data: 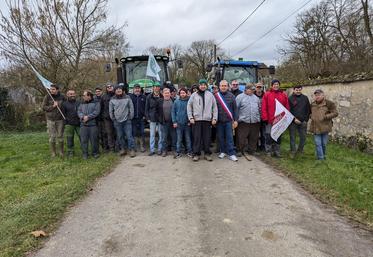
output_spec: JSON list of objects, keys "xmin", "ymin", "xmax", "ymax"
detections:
[{"xmin": 0, "ymin": 0, "xmax": 321, "ymax": 65}]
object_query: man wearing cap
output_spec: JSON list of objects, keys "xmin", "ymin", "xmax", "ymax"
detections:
[
  {"xmin": 310, "ymin": 89, "xmax": 338, "ymax": 161},
  {"xmin": 236, "ymin": 84, "xmax": 261, "ymax": 157},
  {"xmin": 187, "ymin": 79, "xmax": 218, "ymax": 161},
  {"xmin": 100, "ymin": 83, "xmax": 116, "ymax": 152},
  {"xmin": 255, "ymin": 82, "xmax": 266, "ymax": 151},
  {"xmin": 109, "ymin": 85, "xmax": 136, "ymax": 157},
  {"xmin": 214, "ymin": 80, "xmax": 238, "ymax": 162},
  {"xmin": 130, "ymin": 84, "xmax": 147, "ymax": 152},
  {"xmin": 42, "ymin": 84, "xmax": 65, "ymax": 157},
  {"xmin": 261, "ymin": 79, "xmax": 290, "ymax": 157},
  {"xmin": 230, "ymin": 79, "xmax": 242, "ymax": 97},
  {"xmin": 288, "ymin": 85, "xmax": 311, "ymax": 157},
  {"xmin": 145, "ymin": 82, "xmax": 163, "ymax": 155}
]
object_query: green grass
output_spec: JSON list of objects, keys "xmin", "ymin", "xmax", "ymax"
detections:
[
  {"xmin": 0, "ymin": 132, "xmax": 119, "ymax": 257},
  {"xmin": 262, "ymin": 133, "xmax": 373, "ymax": 227}
]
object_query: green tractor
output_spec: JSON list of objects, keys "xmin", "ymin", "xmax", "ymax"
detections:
[{"xmin": 115, "ymin": 55, "xmax": 170, "ymax": 94}]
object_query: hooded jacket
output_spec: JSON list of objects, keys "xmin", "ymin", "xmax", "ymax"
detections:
[
  {"xmin": 109, "ymin": 94, "xmax": 134, "ymax": 123},
  {"xmin": 187, "ymin": 90, "xmax": 218, "ymax": 122},
  {"xmin": 42, "ymin": 92, "xmax": 65, "ymax": 121},
  {"xmin": 261, "ymin": 89, "xmax": 290, "ymax": 124},
  {"xmin": 77, "ymin": 99, "xmax": 100, "ymax": 126}
]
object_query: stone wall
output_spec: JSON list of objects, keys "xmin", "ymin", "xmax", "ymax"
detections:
[{"xmin": 287, "ymin": 80, "xmax": 373, "ymax": 152}]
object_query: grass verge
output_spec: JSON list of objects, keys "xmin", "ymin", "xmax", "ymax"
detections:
[
  {"xmin": 0, "ymin": 132, "xmax": 119, "ymax": 257},
  {"xmin": 260, "ymin": 133, "xmax": 373, "ymax": 228}
]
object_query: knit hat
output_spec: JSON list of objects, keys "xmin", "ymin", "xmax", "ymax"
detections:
[
  {"xmin": 271, "ymin": 79, "xmax": 281, "ymax": 86},
  {"xmin": 199, "ymin": 79, "xmax": 208, "ymax": 85},
  {"xmin": 114, "ymin": 84, "xmax": 123, "ymax": 91}
]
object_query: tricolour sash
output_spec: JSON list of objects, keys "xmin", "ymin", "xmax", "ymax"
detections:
[{"xmin": 215, "ymin": 92, "xmax": 233, "ymax": 121}]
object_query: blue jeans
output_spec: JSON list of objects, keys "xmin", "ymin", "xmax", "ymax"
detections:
[
  {"xmin": 314, "ymin": 133, "xmax": 329, "ymax": 160},
  {"xmin": 160, "ymin": 122, "xmax": 176, "ymax": 152},
  {"xmin": 114, "ymin": 120, "xmax": 135, "ymax": 150},
  {"xmin": 149, "ymin": 122, "xmax": 162, "ymax": 153},
  {"xmin": 216, "ymin": 122, "xmax": 235, "ymax": 156},
  {"xmin": 176, "ymin": 124, "xmax": 192, "ymax": 154},
  {"xmin": 132, "ymin": 118, "xmax": 145, "ymax": 138}
]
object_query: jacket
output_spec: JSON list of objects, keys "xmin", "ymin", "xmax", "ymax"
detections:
[
  {"xmin": 261, "ymin": 89, "xmax": 290, "ymax": 124},
  {"xmin": 172, "ymin": 97, "xmax": 189, "ymax": 125},
  {"xmin": 129, "ymin": 93, "xmax": 146, "ymax": 119},
  {"xmin": 288, "ymin": 94, "xmax": 311, "ymax": 122},
  {"xmin": 231, "ymin": 88, "xmax": 242, "ymax": 97},
  {"xmin": 61, "ymin": 99, "xmax": 80, "ymax": 126},
  {"xmin": 100, "ymin": 92, "xmax": 115, "ymax": 120},
  {"xmin": 145, "ymin": 93, "xmax": 163, "ymax": 122},
  {"xmin": 77, "ymin": 100, "xmax": 100, "ymax": 126},
  {"xmin": 42, "ymin": 92, "xmax": 65, "ymax": 121},
  {"xmin": 214, "ymin": 91, "xmax": 238, "ymax": 122},
  {"xmin": 310, "ymin": 99, "xmax": 338, "ymax": 134},
  {"xmin": 109, "ymin": 95, "xmax": 134, "ymax": 123},
  {"xmin": 187, "ymin": 90, "xmax": 218, "ymax": 122},
  {"xmin": 236, "ymin": 93, "xmax": 261, "ymax": 123}
]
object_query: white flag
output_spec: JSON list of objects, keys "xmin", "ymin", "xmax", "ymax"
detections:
[
  {"xmin": 146, "ymin": 54, "xmax": 161, "ymax": 81},
  {"xmin": 271, "ymin": 99, "xmax": 294, "ymax": 141},
  {"xmin": 30, "ymin": 64, "xmax": 54, "ymax": 89}
]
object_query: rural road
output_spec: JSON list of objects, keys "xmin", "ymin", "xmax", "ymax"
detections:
[{"xmin": 32, "ymin": 154, "xmax": 373, "ymax": 257}]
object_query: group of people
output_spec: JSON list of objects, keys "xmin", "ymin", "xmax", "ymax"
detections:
[{"xmin": 42, "ymin": 78, "xmax": 338, "ymax": 161}]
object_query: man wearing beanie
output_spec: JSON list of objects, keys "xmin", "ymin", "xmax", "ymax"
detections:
[
  {"xmin": 187, "ymin": 79, "xmax": 218, "ymax": 162},
  {"xmin": 261, "ymin": 79, "xmax": 290, "ymax": 157},
  {"xmin": 100, "ymin": 83, "xmax": 116, "ymax": 152}
]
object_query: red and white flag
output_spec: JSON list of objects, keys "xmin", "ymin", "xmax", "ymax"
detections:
[{"xmin": 271, "ymin": 99, "xmax": 294, "ymax": 141}]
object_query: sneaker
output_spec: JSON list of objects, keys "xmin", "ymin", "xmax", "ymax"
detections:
[
  {"xmin": 204, "ymin": 155, "xmax": 213, "ymax": 161},
  {"xmin": 187, "ymin": 153, "xmax": 193, "ymax": 158},
  {"xmin": 174, "ymin": 153, "xmax": 182, "ymax": 159},
  {"xmin": 193, "ymin": 155, "xmax": 199, "ymax": 162},
  {"xmin": 130, "ymin": 150, "xmax": 136, "ymax": 158},
  {"xmin": 218, "ymin": 152, "xmax": 226, "ymax": 159},
  {"xmin": 162, "ymin": 151, "xmax": 167, "ymax": 157},
  {"xmin": 148, "ymin": 152, "xmax": 155, "ymax": 156},
  {"xmin": 229, "ymin": 155, "xmax": 238, "ymax": 162}
]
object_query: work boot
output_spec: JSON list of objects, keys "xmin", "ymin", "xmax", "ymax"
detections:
[
  {"xmin": 50, "ymin": 142, "xmax": 57, "ymax": 157},
  {"xmin": 130, "ymin": 150, "xmax": 136, "ymax": 158},
  {"xmin": 119, "ymin": 149, "xmax": 126, "ymax": 156},
  {"xmin": 58, "ymin": 142, "xmax": 64, "ymax": 158},
  {"xmin": 140, "ymin": 138, "xmax": 146, "ymax": 153},
  {"xmin": 204, "ymin": 155, "xmax": 213, "ymax": 161}
]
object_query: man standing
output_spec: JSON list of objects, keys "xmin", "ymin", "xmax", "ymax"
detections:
[
  {"xmin": 236, "ymin": 85, "xmax": 261, "ymax": 157},
  {"xmin": 187, "ymin": 79, "xmax": 218, "ymax": 162},
  {"xmin": 145, "ymin": 82, "xmax": 163, "ymax": 155},
  {"xmin": 255, "ymin": 83, "xmax": 266, "ymax": 152},
  {"xmin": 172, "ymin": 88, "xmax": 192, "ymax": 158},
  {"xmin": 214, "ymin": 80, "xmax": 238, "ymax": 162},
  {"xmin": 100, "ymin": 84, "xmax": 116, "ymax": 152},
  {"xmin": 78, "ymin": 90, "xmax": 100, "ymax": 159},
  {"xmin": 230, "ymin": 79, "xmax": 242, "ymax": 97},
  {"xmin": 42, "ymin": 84, "xmax": 65, "ymax": 157},
  {"xmin": 94, "ymin": 86, "xmax": 106, "ymax": 152},
  {"xmin": 61, "ymin": 89, "xmax": 80, "ymax": 157},
  {"xmin": 130, "ymin": 84, "xmax": 146, "ymax": 152},
  {"xmin": 110, "ymin": 85, "xmax": 136, "ymax": 157},
  {"xmin": 288, "ymin": 85, "xmax": 311, "ymax": 157},
  {"xmin": 159, "ymin": 88, "xmax": 175, "ymax": 157},
  {"xmin": 261, "ymin": 79, "xmax": 289, "ymax": 158},
  {"xmin": 310, "ymin": 89, "xmax": 338, "ymax": 160}
]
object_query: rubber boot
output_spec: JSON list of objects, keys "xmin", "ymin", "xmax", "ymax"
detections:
[
  {"xmin": 58, "ymin": 142, "xmax": 64, "ymax": 158},
  {"xmin": 50, "ymin": 142, "xmax": 57, "ymax": 157}
]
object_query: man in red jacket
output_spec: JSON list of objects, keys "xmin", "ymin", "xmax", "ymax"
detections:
[{"xmin": 261, "ymin": 79, "xmax": 290, "ymax": 157}]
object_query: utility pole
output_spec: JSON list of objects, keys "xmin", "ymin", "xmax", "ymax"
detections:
[{"xmin": 213, "ymin": 44, "xmax": 217, "ymax": 62}]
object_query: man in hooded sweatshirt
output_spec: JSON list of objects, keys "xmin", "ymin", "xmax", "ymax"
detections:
[
  {"xmin": 61, "ymin": 89, "xmax": 80, "ymax": 157},
  {"xmin": 42, "ymin": 84, "xmax": 65, "ymax": 157},
  {"xmin": 187, "ymin": 79, "xmax": 218, "ymax": 162},
  {"xmin": 109, "ymin": 85, "xmax": 136, "ymax": 157},
  {"xmin": 261, "ymin": 79, "xmax": 290, "ymax": 158},
  {"xmin": 78, "ymin": 90, "xmax": 100, "ymax": 159},
  {"xmin": 172, "ymin": 88, "xmax": 192, "ymax": 158}
]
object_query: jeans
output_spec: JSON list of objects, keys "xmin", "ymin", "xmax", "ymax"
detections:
[
  {"xmin": 114, "ymin": 120, "xmax": 135, "ymax": 151},
  {"xmin": 132, "ymin": 118, "xmax": 145, "ymax": 138},
  {"xmin": 216, "ymin": 122, "xmax": 236, "ymax": 156},
  {"xmin": 176, "ymin": 124, "xmax": 192, "ymax": 154},
  {"xmin": 265, "ymin": 123, "xmax": 281, "ymax": 154},
  {"xmin": 161, "ymin": 122, "xmax": 176, "ymax": 152},
  {"xmin": 149, "ymin": 122, "xmax": 163, "ymax": 153},
  {"xmin": 80, "ymin": 125, "xmax": 98, "ymax": 156},
  {"xmin": 289, "ymin": 121, "xmax": 307, "ymax": 153},
  {"xmin": 314, "ymin": 133, "xmax": 329, "ymax": 160},
  {"xmin": 64, "ymin": 124, "xmax": 80, "ymax": 153}
]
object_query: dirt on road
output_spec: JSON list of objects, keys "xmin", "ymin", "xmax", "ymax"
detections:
[{"xmin": 32, "ymin": 154, "xmax": 373, "ymax": 257}]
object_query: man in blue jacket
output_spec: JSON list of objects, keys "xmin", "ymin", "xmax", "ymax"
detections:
[{"xmin": 130, "ymin": 84, "xmax": 146, "ymax": 152}]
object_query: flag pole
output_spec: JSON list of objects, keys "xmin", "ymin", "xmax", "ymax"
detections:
[{"xmin": 44, "ymin": 86, "xmax": 66, "ymax": 120}]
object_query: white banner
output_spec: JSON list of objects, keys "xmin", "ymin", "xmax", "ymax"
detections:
[
  {"xmin": 30, "ymin": 64, "xmax": 54, "ymax": 89},
  {"xmin": 146, "ymin": 54, "xmax": 161, "ymax": 81},
  {"xmin": 271, "ymin": 99, "xmax": 294, "ymax": 141}
]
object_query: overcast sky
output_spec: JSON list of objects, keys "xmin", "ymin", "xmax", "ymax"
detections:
[{"xmin": 0, "ymin": 0, "xmax": 322, "ymax": 65}]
